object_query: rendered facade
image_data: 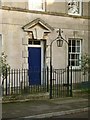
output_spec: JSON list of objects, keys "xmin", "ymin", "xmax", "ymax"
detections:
[{"xmin": 0, "ymin": 0, "xmax": 90, "ymax": 85}]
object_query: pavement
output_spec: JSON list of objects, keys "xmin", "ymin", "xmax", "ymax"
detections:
[{"xmin": 2, "ymin": 97, "xmax": 89, "ymax": 119}]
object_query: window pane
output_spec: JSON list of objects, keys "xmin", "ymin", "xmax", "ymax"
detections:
[
  {"xmin": 72, "ymin": 40, "xmax": 75, "ymax": 46},
  {"xmin": 68, "ymin": 38, "xmax": 81, "ymax": 67},
  {"xmin": 77, "ymin": 40, "xmax": 80, "ymax": 46},
  {"xmin": 29, "ymin": 0, "xmax": 44, "ymax": 11},
  {"xmin": 77, "ymin": 47, "xmax": 80, "ymax": 52},
  {"xmin": 76, "ymin": 54, "xmax": 79, "ymax": 59},
  {"xmin": 71, "ymin": 54, "xmax": 75, "ymax": 59},
  {"xmin": 72, "ymin": 47, "xmax": 75, "ymax": 52},
  {"xmin": 68, "ymin": 40, "xmax": 71, "ymax": 46},
  {"xmin": 68, "ymin": 0, "xmax": 82, "ymax": 15},
  {"xmin": 71, "ymin": 60, "xmax": 75, "ymax": 66},
  {"xmin": 76, "ymin": 60, "xmax": 79, "ymax": 66},
  {"xmin": 69, "ymin": 47, "xmax": 71, "ymax": 52},
  {"xmin": 34, "ymin": 41, "xmax": 40, "ymax": 45}
]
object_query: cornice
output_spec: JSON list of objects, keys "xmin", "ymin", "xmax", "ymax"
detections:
[{"xmin": 0, "ymin": 6, "xmax": 90, "ymax": 20}]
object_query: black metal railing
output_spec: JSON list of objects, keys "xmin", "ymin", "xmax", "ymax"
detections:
[
  {"xmin": 0, "ymin": 67, "xmax": 89, "ymax": 97},
  {"xmin": 48, "ymin": 66, "xmax": 89, "ymax": 98},
  {"xmin": 1, "ymin": 67, "xmax": 49, "ymax": 96},
  {"xmin": 49, "ymin": 67, "xmax": 71, "ymax": 98}
]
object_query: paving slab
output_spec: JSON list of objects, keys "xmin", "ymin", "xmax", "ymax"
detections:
[{"xmin": 2, "ymin": 97, "xmax": 89, "ymax": 120}]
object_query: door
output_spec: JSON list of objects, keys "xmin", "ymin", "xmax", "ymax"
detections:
[{"xmin": 28, "ymin": 47, "xmax": 41, "ymax": 85}]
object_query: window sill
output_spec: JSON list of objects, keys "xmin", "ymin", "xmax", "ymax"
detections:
[
  {"xmin": 68, "ymin": 13, "xmax": 82, "ymax": 16},
  {"xmin": 69, "ymin": 66, "xmax": 81, "ymax": 70},
  {"xmin": 29, "ymin": 9, "xmax": 45, "ymax": 12}
]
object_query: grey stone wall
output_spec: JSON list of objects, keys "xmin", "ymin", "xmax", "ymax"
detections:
[
  {"xmin": 1, "ymin": 1, "xmax": 89, "ymax": 17},
  {"xmin": 46, "ymin": 2, "xmax": 67, "ymax": 14},
  {"xmin": 1, "ymin": 0, "xmax": 28, "ymax": 9},
  {"xmin": 0, "ymin": 8, "xmax": 89, "ymax": 69}
]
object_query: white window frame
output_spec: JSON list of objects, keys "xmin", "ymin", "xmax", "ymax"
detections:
[
  {"xmin": 28, "ymin": 0, "xmax": 46, "ymax": 11},
  {"xmin": 68, "ymin": 38, "xmax": 82, "ymax": 69},
  {"xmin": 68, "ymin": 0, "xmax": 82, "ymax": 16}
]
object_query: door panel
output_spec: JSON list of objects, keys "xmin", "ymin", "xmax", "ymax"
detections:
[{"xmin": 28, "ymin": 47, "xmax": 41, "ymax": 85}]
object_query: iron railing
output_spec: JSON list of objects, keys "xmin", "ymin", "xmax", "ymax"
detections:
[
  {"xmin": 0, "ymin": 67, "xmax": 89, "ymax": 97},
  {"xmin": 49, "ymin": 66, "xmax": 89, "ymax": 98},
  {"xmin": 1, "ymin": 67, "xmax": 49, "ymax": 96}
]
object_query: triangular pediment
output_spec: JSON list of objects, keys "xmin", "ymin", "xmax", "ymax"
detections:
[{"xmin": 22, "ymin": 18, "xmax": 54, "ymax": 32}]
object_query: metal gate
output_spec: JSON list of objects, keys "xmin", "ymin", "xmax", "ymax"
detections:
[{"xmin": 50, "ymin": 66, "xmax": 72, "ymax": 99}]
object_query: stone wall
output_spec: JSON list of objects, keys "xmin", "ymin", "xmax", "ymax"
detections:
[
  {"xmin": 1, "ymin": 1, "xmax": 89, "ymax": 17},
  {"xmin": 0, "ymin": 8, "xmax": 89, "ymax": 69}
]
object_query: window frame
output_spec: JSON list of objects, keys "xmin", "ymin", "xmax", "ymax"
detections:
[
  {"xmin": 28, "ymin": 0, "xmax": 46, "ymax": 11},
  {"xmin": 67, "ymin": 0, "xmax": 82, "ymax": 16},
  {"xmin": 28, "ymin": 39, "xmax": 41, "ymax": 45},
  {"xmin": 68, "ymin": 38, "xmax": 82, "ymax": 69}
]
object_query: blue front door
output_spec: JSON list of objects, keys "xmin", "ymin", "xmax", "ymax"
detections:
[{"xmin": 28, "ymin": 47, "xmax": 41, "ymax": 85}]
